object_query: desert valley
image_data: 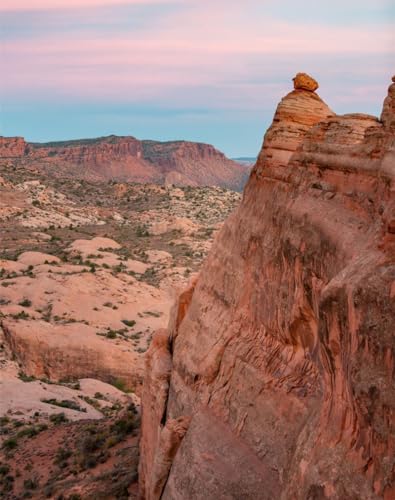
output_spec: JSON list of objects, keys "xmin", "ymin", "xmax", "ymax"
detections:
[{"xmin": 0, "ymin": 133, "xmax": 244, "ymax": 497}]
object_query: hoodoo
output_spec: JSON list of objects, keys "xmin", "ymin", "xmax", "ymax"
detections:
[{"xmin": 139, "ymin": 74, "xmax": 395, "ymax": 499}]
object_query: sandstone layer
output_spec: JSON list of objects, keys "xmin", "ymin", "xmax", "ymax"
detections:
[
  {"xmin": 139, "ymin": 75, "xmax": 395, "ymax": 499},
  {"xmin": 0, "ymin": 136, "xmax": 249, "ymax": 191}
]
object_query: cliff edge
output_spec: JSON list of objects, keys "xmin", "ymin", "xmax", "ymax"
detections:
[
  {"xmin": 0, "ymin": 136, "xmax": 249, "ymax": 191},
  {"xmin": 139, "ymin": 74, "xmax": 395, "ymax": 499}
]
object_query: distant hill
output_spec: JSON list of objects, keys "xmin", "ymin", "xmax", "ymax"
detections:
[
  {"xmin": 232, "ymin": 156, "xmax": 256, "ymax": 167},
  {"xmin": 0, "ymin": 135, "xmax": 250, "ymax": 191}
]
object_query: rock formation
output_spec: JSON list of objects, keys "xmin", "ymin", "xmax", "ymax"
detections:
[
  {"xmin": 0, "ymin": 136, "xmax": 29, "ymax": 157},
  {"xmin": 139, "ymin": 74, "xmax": 395, "ymax": 499},
  {"xmin": 0, "ymin": 135, "xmax": 249, "ymax": 191},
  {"xmin": 293, "ymin": 72, "xmax": 319, "ymax": 92}
]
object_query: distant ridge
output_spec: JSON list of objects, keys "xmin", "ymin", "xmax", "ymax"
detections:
[
  {"xmin": 0, "ymin": 135, "xmax": 250, "ymax": 191},
  {"xmin": 232, "ymin": 156, "xmax": 256, "ymax": 166}
]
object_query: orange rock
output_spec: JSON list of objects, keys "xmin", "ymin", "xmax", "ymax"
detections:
[
  {"xmin": 139, "ymin": 76, "xmax": 395, "ymax": 499},
  {"xmin": 293, "ymin": 72, "xmax": 319, "ymax": 91}
]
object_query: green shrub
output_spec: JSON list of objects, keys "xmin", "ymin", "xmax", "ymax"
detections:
[
  {"xmin": 11, "ymin": 310, "xmax": 29, "ymax": 320},
  {"xmin": 2, "ymin": 438, "xmax": 17, "ymax": 450},
  {"xmin": 110, "ymin": 378, "xmax": 127, "ymax": 392},
  {"xmin": 18, "ymin": 372, "xmax": 36, "ymax": 382},
  {"xmin": 23, "ymin": 477, "xmax": 38, "ymax": 490},
  {"xmin": 55, "ymin": 447, "xmax": 72, "ymax": 466},
  {"xmin": 49, "ymin": 413, "xmax": 68, "ymax": 425},
  {"xmin": 42, "ymin": 399, "xmax": 86, "ymax": 412},
  {"xmin": 18, "ymin": 299, "xmax": 32, "ymax": 307},
  {"xmin": 136, "ymin": 224, "xmax": 149, "ymax": 237},
  {"xmin": 16, "ymin": 427, "xmax": 38, "ymax": 439},
  {"xmin": 121, "ymin": 319, "xmax": 136, "ymax": 327},
  {"xmin": 0, "ymin": 464, "xmax": 10, "ymax": 475}
]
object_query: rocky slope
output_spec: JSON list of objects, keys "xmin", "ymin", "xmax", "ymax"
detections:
[
  {"xmin": 0, "ymin": 162, "xmax": 240, "ymax": 498},
  {"xmin": 0, "ymin": 135, "xmax": 249, "ymax": 191},
  {"xmin": 139, "ymin": 74, "xmax": 395, "ymax": 499}
]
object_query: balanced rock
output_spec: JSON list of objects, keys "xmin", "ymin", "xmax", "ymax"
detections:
[{"xmin": 292, "ymin": 72, "xmax": 319, "ymax": 91}]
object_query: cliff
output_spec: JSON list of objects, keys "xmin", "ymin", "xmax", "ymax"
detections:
[
  {"xmin": 0, "ymin": 135, "xmax": 248, "ymax": 191},
  {"xmin": 139, "ymin": 74, "xmax": 395, "ymax": 499},
  {"xmin": 0, "ymin": 136, "xmax": 29, "ymax": 157}
]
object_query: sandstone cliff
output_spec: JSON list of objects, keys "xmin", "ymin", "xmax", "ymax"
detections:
[
  {"xmin": 0, "ymin": 135, "xmax": 248, "ymax": 191},
  {"xmin": 0, "ymin": 136, "xmax": 29, "ymax": 157},
  {"xmin": 139, "ymin": 75, "xmax": 395, "ymax": 499}
]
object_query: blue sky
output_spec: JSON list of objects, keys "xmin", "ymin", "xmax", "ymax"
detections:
[{"xmin": 1, "ymin": 0, "xmax": 394, "ymax": 157}]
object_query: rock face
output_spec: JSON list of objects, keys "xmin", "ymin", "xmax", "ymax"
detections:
[
  {"xmin": 0, "ymin": 135, "xmax": 249, "ymax": 191},
  {"xmin": 139, "ymin": 75, "xmax": 395, "ymax": 499},
  {"xmin": 0, "ymin": 136, "xmax": 29, "ymax": 157}
]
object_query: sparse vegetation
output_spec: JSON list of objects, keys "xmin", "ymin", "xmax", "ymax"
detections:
[
  {"xmin": 0, "ymin": 160, "xmax": 240, "ymax": 499},
  {"xmin": 49, "ymin": 413, "xmax": 69, "ymax": 425},
  {"xmin": 18, "ymin": 371, "xmax": 36, "ymax": 382},
  {"xmin": 2, "ymin": 438, "xmax": 18, "ymax": 451},
  {"xmin": 121, "ymin": 319, "xmax": 136, "ymax": 327},
  {"xmin": 18, "ymin": 298, "xmax": 32, "ymax": 307},
  {"xmin": 41, "ymin": 398, "xmax": 86, "ymax": 412}
]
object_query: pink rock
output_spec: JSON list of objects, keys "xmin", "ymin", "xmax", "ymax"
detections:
[{"xmin": 139, "ymin": 76, "xmax": 395, "ymax": 499}]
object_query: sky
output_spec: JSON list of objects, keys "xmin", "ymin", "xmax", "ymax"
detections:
[{"xmin": 0, "ymin": 0, "xmax": 394, "ymax": 157}]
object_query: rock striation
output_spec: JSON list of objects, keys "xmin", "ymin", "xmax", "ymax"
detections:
[
  {"xmin": 139, "ymin": 74, "xmax": 395, "ymax": 499},
  {"xmin": 0, "ymin": 135, "xmax": 249, "ymax": 191}
]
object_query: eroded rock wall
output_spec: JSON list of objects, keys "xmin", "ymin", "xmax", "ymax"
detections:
[
  {"xmin": 139, "ymin": 76, "xmax": 395, "ymax": 499},
  {"xmin": 0, "ymin": 135, "xmax": 249, "ymax": 190}
]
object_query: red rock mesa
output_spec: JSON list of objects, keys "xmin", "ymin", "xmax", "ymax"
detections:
[{"xmin": 0, "ymin": 136, "xmax": 249, "ymax": 191}]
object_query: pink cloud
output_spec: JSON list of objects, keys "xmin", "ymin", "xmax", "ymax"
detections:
[
  {"xmin": 1, "ymin": 0, "xmax": 393, "ymax": 116},
  {"xmin": 0, "ymin": 0, "xmax": 176, "ymax": 10}
]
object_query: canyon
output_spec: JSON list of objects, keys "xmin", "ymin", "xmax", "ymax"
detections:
[
  {"xmin": 139, "ymin": 73, "xmax": 395, "ymax": 499},
  {"xmin": 0, "ymin": 136, "xmax": 249, "ymax": 191}
]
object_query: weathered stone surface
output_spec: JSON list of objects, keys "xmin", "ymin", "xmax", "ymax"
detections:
[
  {"xmin": 139, "ymin": 329, "xmax": 173, "ymax": 498},
  {"xmin": 0, "ymin": 136, "xmax": 29, "ymax": 157},
  {"xmin": 381, "ymin": 80, "xmax": 395, "ymax": 133},
  {"xmin": 139, "ymin": 76, "xmax": 395, "ymax": 499},
  {"xmin": 2, "ymin": 319, "xmax": 143, "ymax": 390},
  {"xmin": 256, "ymin": 83, "xmax": 334, "ymax": 172},
  {"xmin": 293, "ymin": 72, "xmax": 319, "ymax": 91}
]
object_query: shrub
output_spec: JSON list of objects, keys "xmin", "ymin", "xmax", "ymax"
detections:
[
  {"xmin": 18, "ymin": 299, "xmax": 32, "ymax": 307},
  {"xmin": 42, "ymin": 399, "xmax": 86, "ymax": 412},
  {"xmin": 17, "ymin": 427, "xmax": 39, "ymax": 439},
  {"xmin": 0, "ymin": 464, "xmax": 10, "ymax": 475},
  {"xmin": 18, "ymin": 372, "xmax": 36, "ymax": 382},
  {"xmin": 121, "ymin": 319, "xmax": 136, "ymax": 327},
  {"xmin": 111, "ymin": 417, "xmax": 135, "ymax": 437},
  {"xmin": 23, "ymin": 477, "xmax": 38, "ymax": 490},
  {"xmin": 110, "ymin": 379, "xmax": 127, "ymax": 392},
  {"xmin": 136, "ymin": 224, "xmax": 149, "ymax": 237},
  {"xmin": 49, "ymin": 413, "xmax": 68, "ymax": 425},
  {"xmin": 55, "ymin": 447, "xmax": 72, "ymax": 466},
  {"xmin": 11, "ymin": 310, "xmax": 30, "ymax": 320},
  {"xmin": 2, "ymin": 438, "xmax": 17, "ymax": 450}
]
